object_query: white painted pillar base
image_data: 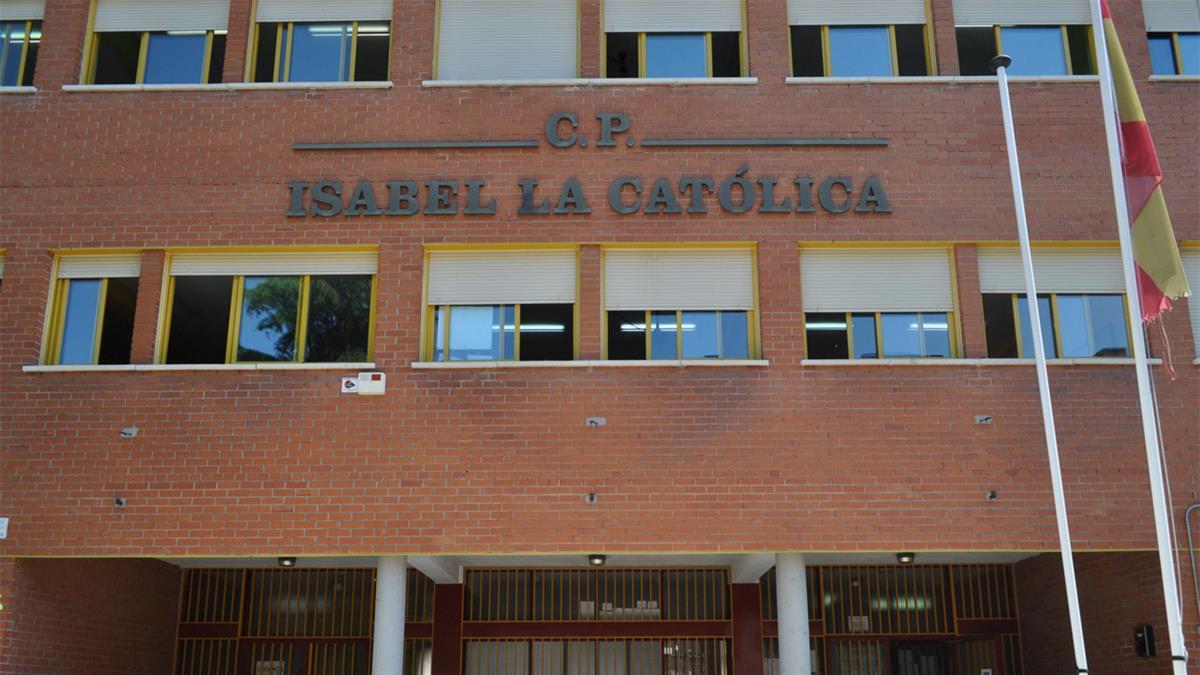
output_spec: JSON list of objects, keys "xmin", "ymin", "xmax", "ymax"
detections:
[
  {"xmin": 776, "ymin": 553, "xmax": 812, "ymax": 675},
  {"xmin": 372, "ymin": 556, "xmax": 408, "ymax": 675}
]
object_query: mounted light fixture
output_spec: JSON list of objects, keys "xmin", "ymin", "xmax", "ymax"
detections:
[
  {"xmin": 588, "ymin": 554, "xmax": 606, "ymax": 567},
  {"xmin": 896, "ymin": 552, "xmax": 915, "ymax": 564},
  {"xmin": 278, "ymin": 557, "xmax": 297, "ymax": 568}
]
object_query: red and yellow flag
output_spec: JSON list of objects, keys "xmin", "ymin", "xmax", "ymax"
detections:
[{"xmin": 1100, "ymin": 0, "xmax": 1191, "ymax": 321}]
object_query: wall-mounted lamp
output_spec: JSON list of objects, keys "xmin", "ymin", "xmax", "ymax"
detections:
[
  {"xmin": 896, "ymin": 552, "xmax": 915, "ymax": 564},
  {"xmin": 588, "ymin": 554, "xmax": 606, "ymax": 567},
  {"xmin": 278, "ymin": 557, "xmax": 297, "ymax": 568}
]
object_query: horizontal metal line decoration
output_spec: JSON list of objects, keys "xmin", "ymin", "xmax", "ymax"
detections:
[
  {"xmin": 294, "ymin": 140, "xmax": 541, "ymax": 151},
  {"xmin": 639, "ymin": 138, "xmax": 889, "ymax": 147},
  {"xmin": 464, "ymin": 620, "xmax": 733, "ymax": 639}
]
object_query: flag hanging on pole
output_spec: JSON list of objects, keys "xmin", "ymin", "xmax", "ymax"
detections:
[{"xmin": 1098, "ymin": 0, "xmax": 1191, "ymax": 321}]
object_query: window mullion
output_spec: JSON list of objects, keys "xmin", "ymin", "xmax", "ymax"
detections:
[
  {"xmin": 1010, "ymin": 295, "xmax": 1024, "ymax": 358},
  {"xmin": 366, "ymin": 276, "xmax": 379, "ymax": 362},
  {"xmin": 676, "ymin": 309, "xmax": 683, "ymax": 358},
  {"xmin": 225, "ymin": 276, "xmax": 244, "ymax": 364},
  {"xmin": 821, "ymin": 26, "xmax": 831, "ymax": 77},
  {"xmin": 638, "ymin": 33, "xmax": 647, "ymax": 78},
  {"xmin": 888, "ymin": 25, "xmax": 899, "ymax": 77},
  {"xmin": 513, "ymin": 304, "xmax": 521, "ymax": 361},
  {"xmin": 295, "ymin": 275, "xmax": 311, "ymax": 363},
  {"xmin": 277, "ymin": 23, "xmax": 289, "ymax": 82},
  {"xmin": 348, "ymin": 22, "xmax": 358, "ymax": 82},
  {"xmin": 1083, "ymin": 295, "xmax": 1097, "ymax": 356},
  {"xmin": 201, "ymin": 30, "xmax": 213, "ymax": 82},
  {"xmin": 845, "ymin": 312, "xmax": 855, "ymax": 360},
  {"xmin": 135, "ymin": 32, "xmax": 149, "ymax": 84},
  {"xmin": 874, "ymin": 312, "xmax": 883, "ymax": 358},
  {"xmin": 1171, "ymin": 33, "xmax": 1183, "ymax": 74},
  {"xmin": 643, "ymin": 309, "xmax": 651, "ymax": 360},
  {"xmin": 157, "ymin": 276, "xmax": 177, "ymax": 364},
  {"xmin": 1049, "ymin": 294, "xmax": 1064, "ymax": 358},
  {"xmin": 442, "ymin": 306, "xmax": 451, "ymax": 361},
  {"xmin": 48, "ymin": 280, "xmax": 70, "ymax": 365},
  {"xmin": 916, "ymin": 312, "xmax": 926, "ymax": 357},
  {"xmin": 91, "ymin": 278, "xmax": 110, "ymax": 364},
  {"xmin": 16, "ymin": 20, "xmax": 32, "ymax": 84},
  {"xmin": 1061, "ymin": 25, "xmax": 1074, "ymax": 75},
  {"xmin": 705, "ymin": 32, "xmax": 713, "ymax": 77}
]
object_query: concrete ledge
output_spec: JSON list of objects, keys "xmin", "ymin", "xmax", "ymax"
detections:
[
  {"xmin": 423, "ymin": 77, "xmax": 758, "ymax": 88},
  {"xmin": 0, "ymin": 86, "xmax": 36, "ymax": 94},
  {"xmin": 1148, "ymin": 75, "xmax": 1200, "ymax": 82},
  {"xmin": 63, "ymin": 82, "xmax": 393, "ymax": 93},
  {"xmin": 785, "ymin": 75, "xmax": 1100, "ymax": 85},
  {"xmin": 411, "ymin": 359, "xmax": 770, "ymax": 369},
  {"xmin": 23, "ymin": 363, "xmax": 375, "ymax": 373},
  {"xmin": 800, "ymin": 358, "xmax": 1160, "ymax": 366}
]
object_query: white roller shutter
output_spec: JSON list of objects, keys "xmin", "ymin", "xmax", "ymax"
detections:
[
  {"xmin": 788, "ymin": 0, "xmax": 927, "ymax": 26},
  {"xmin": 801, "ymin": 248, "xmax": 954, "ymax": 313},
  {"xmin": 604, "ymin": 248, "xmax": 754, "ymax": 311},
  {"xmin": 952, "ymin": 0, "xmax": 1090, "ymax": 25},
  {"xmin": 93, "ymin": 0, "xmax": 229, "ymax": 31},
  {"xmin": 0, "ymin": 0, "xmax": 44, "ymax": 20},
  {"xmin": 437, "ymin": 0, "xmax": 577, "ymax": 80},
  {"xmin": 604, "ymin": 0, "xmax": 742, "ymax": 33},
  {"xmin": 1182, "ymin": 250, "xmax": 1200, "ymax": 354},
  {"xmin": 978, "ymin": 247, "xmax": 1125, "ymax": 294},
  {"xmin": 57, "ymin": 253, "xmax": 141, "ymax": 279},
  {"xmin": 256, "ymin": 0, "xmax": 392, "ymax": 23},
  {"xmin": 171, "ymin": 250, "xmax": 378, "ymax": 276},
  {"xmin": 1143, "ymin": 0, "xmax": 1200, "ymax": 32},
  {"xmin": 427, "ymin": 250, "xmax": 576, "ymax": 305}
]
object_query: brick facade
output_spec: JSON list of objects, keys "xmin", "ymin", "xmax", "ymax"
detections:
[{"xmin": 0, "ymin": 0, "xmax": 1197, "ymax": 666}]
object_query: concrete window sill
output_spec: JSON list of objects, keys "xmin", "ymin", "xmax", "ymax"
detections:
[
  {"xmin": 412, "ymin": 359, "xmax": 770, "ymax": 369},
  {"xmin": 0, "ymin": 86, "xmax": 36, "ymax": 94},
  {"xmin": 23, "ymin": 363, "xmax": 376, "ymax": 373},
  {"xmin": 62, "ymin": 82, "xmax": 394, "ymax": 93},
  {"xmin": 785, "ymin": 75, "xmax": 1100, "ymax": 85},
  {"xmin": 423, "ymin": 77, "xmax": 758, "ymax": 88},
  {"xmin": 1148, "ymin": 75, "xmax": 1200, "ymax": 82},
  {"xmin": 800, "ymin": 358, "xmax": 1161, "ymax": 366}
]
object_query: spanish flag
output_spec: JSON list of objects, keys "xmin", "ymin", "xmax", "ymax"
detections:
[{"xmin": 1099, "ymin": 0, "xmax": 1191, "ymax": 321}]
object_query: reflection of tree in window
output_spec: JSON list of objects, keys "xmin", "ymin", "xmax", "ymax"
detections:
[
  {"xmin": 238, "ymin": 276, "xmax": 299, "ymax": 362},
  {"xmin": 305, "ymin": 275, "xmax": 372, "ymax": 362}
]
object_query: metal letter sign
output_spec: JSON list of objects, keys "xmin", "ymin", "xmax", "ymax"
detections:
[{"xmin": 288, "ymin": 113, "xmax": 892, "ymax": 218}]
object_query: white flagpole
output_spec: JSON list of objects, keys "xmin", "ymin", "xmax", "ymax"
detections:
[
  {"xmin": 989, "ymin": 54, "xmax": 1091, "ymax": 674},
  {"xmin": 1088, "ymin": 2, "xmax": 1189, "ymax": 672}
]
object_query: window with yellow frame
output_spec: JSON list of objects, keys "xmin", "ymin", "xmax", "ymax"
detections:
[
  {"xmin": 1147, "ymin": 31, "xmax": 1199, "ymax": 75},
  {"xmin": 0, "ymin": 19, "xmax": 41, "ymax": 87},
  {"xmin": 249, "ymin": 21, "xmax": 390, "ymax": 83},
  {"xmin": 790, "ymin": 24, "xmax": 933, "ymax": 77},
  {"xmin": 81, "ymin": 0, "xmax": 228, "ymax": 86},
  {"xmin": 982, "ymin": 292, "xmax": 1131, "ymax": 359},
  {"xmin": 956, "ymin": 24, "xmax": 1096, "ymax": 76},
  {"xmin": 160, "ymin": 272, "xmax": 376, "ymax": 365},
  {"xmin": 42, "ymin": 254, "xmax": 141, "ymax": 366},
  {"xmin": 604, "ymin": 31, "xmax": 744, "ymax": 78},
  {"xmin": 804, "ymin": 311, "xmax": 956, "ymax": 359}
]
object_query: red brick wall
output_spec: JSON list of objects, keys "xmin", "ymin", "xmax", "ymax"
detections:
[
  {"xmin": 1015, "ymin": 552, "xmax": 1178, "ymax": 674},
  {"xmin": 0, "ymin": 0, "xmax": 1194, "ymax": 618},
  {"xmin": 0, "ymin": 557, "xmax": 180, "ymax": 675}
]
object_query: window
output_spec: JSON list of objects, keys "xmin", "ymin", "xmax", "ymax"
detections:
[
  {"xmin": 43, "ymin": 254, "xmax": 141, "ymax": 365},
  {"xmin": 603, "ymin": 0, "xmax": 744, "ymax": 78},
  {"xmin": 1144, "ymin": 0, "xmax": 1200, "ymax": 75},
  {"xmin": 161, "ymin": 250, "xmax": 377, "ymax": 364},
  {"xmin": 251, "ymin": 0, "xmax": 392, "ymax": 82},
  {"xmin": 0, "ymin": 17, "xmax": 41, "ymax": 86},
  {"xmin": 83, "ymin": 0, "xmax": 228, "ymax": 84},
  {"xmin": 953, "ymin": 0, "xmax": 1096, "ymax": 75},
  {"xmin": 436, "ymin": 0, "xmax": 578, "ymax": 80},
  {"xmin": 800, "ymin": 247, "xmax": 958, "ymax": 359},
  {"xmin": 1183, "ymin": 249, "xmax": 1200, "ymax": 357},
  {"xmin": 425, "ymin": 249, "xmax": 577, "ymax": 362},
  {"xmin": 604, "ymin": 248, "xmax": 757, "ymax": 360},
  {"xmin": 787, "ymin": 0, "xmax": 932, "ymax": 77},
  {"xmin": 978, "ymin": 247, "xmax": 1131, "ymax": 359}
]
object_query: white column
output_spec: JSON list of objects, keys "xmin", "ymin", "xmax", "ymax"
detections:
[
  {"xmin": 776, "ymin": 553, "xmax": 812, "ymax": 675},
  {"xmin": 372, "ymin": 555, "xmax": 408, "ymax": 675}
]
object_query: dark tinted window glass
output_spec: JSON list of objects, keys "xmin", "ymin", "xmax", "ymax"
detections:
[
  {"xmin": 828, "ymin": 26, "xmax": 892, "ymax": 76},
  {"xmin": 880, "ymin": 312, "xmax": 921, "ymax": 357},
  {"xmin": 790, "ymin": 25, "xmax": 824, "ymax": 76},
  {"xmin": 1001, "ymin": 26, "xmax": 1067, "ymax": 76},
  {"xmin": 711, "ymin": 31, "xmax": 741, "ymax": 77},
  {"xmin": 645, "ymin": 33, "xmax": 706, "ymax": 77},
  {"xmin": 305, "ymin": 275, "xmax": 372, "ymax": 363},
  {"xmin": 1180, "ymin": 33, "xmax": 1200, "ymax": 74},
  {"xmin": 1016, "ymin": 295, "xmax": 1057, "ymax": 358},
  {"xmin": 59, "ymin": 279, "xmax": 102, "ymax": 364},
  {"xmin": 922, "ymin": 312, "xmax": 951, "ymax": 357},
  {"xmin": 607, "ymin": 310, "xmax": 645, "ymax": 359},
  {"xmin": 805, "ymin": 312, "xmax": 848, "ymax": 359},
  {"xmin": 682, "ymin": 310, "xmax": 719, "ymax": 359},
  {"xmin": 895, "ymin": 24, "xmax": 928, "ymax": 76},
  {"xmin": 519, "ymin": 303, "xmax": 573, "ymax": 361},
  {"xmin": 289, "ymin": 22, "xmax": 352, "ymax": 82},
  {"xmin": 956, "ymin": 26, "xmax": 995, "ymax": 76},
  {"xmin": 650, "ymin": 311, "xmax": 677, "ymax": 359},
  {"xmin": 237, "ymin": 275, "xmax": 300, "ymax": 362},
  {"xmin": 1087, "ymin": 294, "xmax": 1129, "ymax": 356},
  {"xmin": 1065, "ymin": 25, "xmax": 1094, "ymax": 74},
  {"xmin": 254, "ymin": 22, "xmax": 280, "ymax": 82},
  {"xmin": 98, "ymin": 277, "xmax": 138, "ymax": 365},
  {"xmin": 22, "ymin": 23, "xmax": 40, "ymax": 86},
  {"xmin": 983, "ymin": 293, "xmax": 1019, "ymax": 358},
  {"xmin": 1147, "ymin": 34, "xmax": 1177, "ymax": 74},
  {"xmin": 143, "ymin": 31, "xmax": 207, "ymax": 84},
  {"xmin": 851, "ymin": 313, "xmax": 877, "ymax": 358},
  {"xmin": 606, "ymin": 32, "xmax": 638, "ymax": 78},
  {"xmin": 93, "ymin": 31, "xmax": 142, "ymax": 84},
  {"xmin": 167, "ymin": 276, "xmax": 233, "ymax": 364},
  {"xmin": 354, "ymin": 22, "xmax": 389, "ymax": 81},
  {"xmin": 207, "ymin": 32, "xmax": 226, "ymax": 83},
  {"xmin": 1, "ymin": 21, "xmax": 27, "ymax": 86},
  {"xmin": 720, "ymin": 310, "xmax": 749, "ymax": 358}
]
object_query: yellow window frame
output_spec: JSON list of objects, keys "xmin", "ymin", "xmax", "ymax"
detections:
[
  {"xmin": 1157, "ymin": 31, "xmax": 1195, "ymax": 75},
  {"xmin": 0, "ymin": 19, "xmax": 39, "ymax": 86},
  {"xmin": 249, "ymin": 20, "xmax": 391, "ymax": 83},
  {"xmin": 42, "ymin": 277, "xmax": 111, "ymax": 365},
  {"xmin": 427, "ymin": 303, "xmax": 583, "ymax": 362},
  {"xmin": 601, "ymin": 308, "xmax": 759, "ymax": 361},
  {"xmin": 1008, "ymin": 292, "xmax": 1132, "ymax": 359},
  {"xmin": 993, "ymin": 24, "xmax": 1092, "ymax": 76},
  {"xmin": 600, "ymin": 30, "xmax": 746, "ymax": 78},
  {"xmin": 83, "ymin": 28, "xmax": 222, "ymax": 84},
  {"xmin": 805, "ymin": 311, "xmax": 959, "ymax": 360},
  {"xmin": 158, "ymin": 273, "xmax": 377, "ymax": 364},
  {"xmin": 806, "ymin": 23, "xmax": 934, "ymax": 78}
]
